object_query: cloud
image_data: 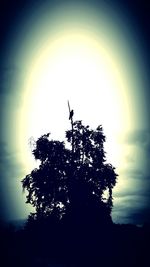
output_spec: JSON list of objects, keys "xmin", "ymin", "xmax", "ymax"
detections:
[
  {"xmin": 112, "ymin": 129, "xmax": 150, "ymax": 224},
  {"xmin": 0, "ymin": 65, "xmax": 26, "ymax": 142},
  {"xmin": 125, "ymin": 129, "xmax": 149, "ymax": 145},
  {"xmin": 112, "ymin": 197, "xmax": 150, "ymax": 225},
  {"xmin": 112, "ymin": 208, "xmax": 150, "ymax": 225},
  {"xmin": 113, "ymin": 168, "xmax": 150, "ymax": 224},
  {"xmin": 112, "ymin": 169, "xmax": 150, "ymax": 224},
  {"xmin": 113, "ymin": 199, "xmax": 150, "ymax": 225},
  {"xmin": 124, "ymin": 129, "xmax": 150, "ymax": 158},
  {"xmin": 0, "ymin": 142, "xmax": 18, "ymax": 177},
  {"xmin": 114, "ymin": 168, "xmax": 150, "ymax": 194},
  {"xmin": 0, "ymin": 66, "xmax": 25, "ymax": 110},
  {"xmin": 0, "ymin": 67, "xmax": 19, "ymax": 95}
]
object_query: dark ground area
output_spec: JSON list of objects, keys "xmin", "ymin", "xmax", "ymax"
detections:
[{"xmin": 0, "ymin": 220, "xmax": 150, "ymax": 267}]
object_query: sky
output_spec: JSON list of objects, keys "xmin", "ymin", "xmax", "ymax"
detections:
[{"xmin": 0, "ymin": 0, "xmax": 150, "ymax": 225}]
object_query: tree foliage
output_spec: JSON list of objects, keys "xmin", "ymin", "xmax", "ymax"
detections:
[{"xmin": 22, "ymin": 120, "xmax": 117, "ymax": 224}]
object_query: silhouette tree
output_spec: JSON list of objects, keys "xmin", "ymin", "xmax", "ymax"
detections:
[{"xmin": 22, "ymin": 108, "xmax": 117, "ymax": 226}]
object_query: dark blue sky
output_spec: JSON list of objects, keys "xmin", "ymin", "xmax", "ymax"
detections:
[{"xmin": 0, "ymin": 0, "xmax": 150, "ymax": 224}]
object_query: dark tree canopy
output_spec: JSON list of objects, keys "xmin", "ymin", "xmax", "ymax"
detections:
[{"xmin": 22, "ymin": 120, "xmax": 117, "ymax": 225}]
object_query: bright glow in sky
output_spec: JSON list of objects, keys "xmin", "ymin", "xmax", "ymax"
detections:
[
  {"xmin": 16, "ymin": 4, "xmax": 146, "ymax": 173},
  {"xmin": 19, "ymin": 31, "xmax": 132, "ymax": 172}
]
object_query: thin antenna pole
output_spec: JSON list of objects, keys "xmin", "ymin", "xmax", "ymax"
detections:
[
  {"xmin": 68, "ymin": 100, "xmax": 71, "ymax": 114},
  {"xmin": 67, "ymin": 100, "xmax": 74, "ymax": 154}
]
